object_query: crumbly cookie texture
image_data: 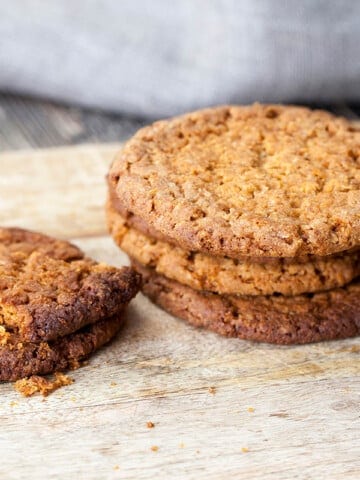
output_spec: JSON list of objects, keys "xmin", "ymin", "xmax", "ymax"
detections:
[
  {"xmin": 134, "ymin": 261, "xmax": 360, "ymax": 345},
  {"xmin": 109, "ymin": 104, "xmax": 360, "ymax": 258},
  {"xmin": 0, "ymin": 227, "xmax": 141, "ymax": 342},
  {"xmin": 0, "ymin": 227, "xmax": 83, "ymax": 261},
  {"xmin": 14, "ymin": 372, "xmax": 73, "ymax": 397},
  {"xmin": 0, "ymin": 315, "xmax": 124, "ymax": 382},
  {"xmin": 107, "ymin": 201, "xmax": 360, "ymax": 296}
]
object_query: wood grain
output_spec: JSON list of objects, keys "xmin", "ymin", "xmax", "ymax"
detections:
[
  {"xmin": 0, "ymin": 93, "xmax": 359, "ymax": 152},
  {"xmin": 0, "ymin": 145, "xmax": 359, "ymax": 480},
  {"xmin": 0, "ymin": 93, "xmax": 147, "ymax": 150}
]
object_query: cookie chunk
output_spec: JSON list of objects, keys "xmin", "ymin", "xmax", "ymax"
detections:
[
  {"xmin": 107, "ymin": 201, "xmax": 360, "ymax": 296},
  {"xmin": 0, "ymin": 227, "xmax": 83, "ymax": 261},
  {"xmin": 0, "ymin": 314, "xmax": 124, "ymax": 382},
  {"xmin": 0, "ymin": 227, "xmax": 141, "ymax": 342},
  {"xmin": 134, "ymin": 261, "xmax": 360, "ymax": 345},
  {"xmin": 109, "ymin": 104, "xmax": 360, "ymax": 258}
]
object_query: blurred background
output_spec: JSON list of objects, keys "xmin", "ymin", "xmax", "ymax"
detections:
[{"xmin": 0, "ymin": 0, "xmax": 359, "ymax": 150}]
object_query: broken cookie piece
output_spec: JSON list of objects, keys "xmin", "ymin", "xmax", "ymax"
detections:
[
  {"xmin": 0, "ymin": 227, "xmax": 141, "ymax": 383},
  {"xmin": 1, "ymin": 315, "xmax": 125, "ymax": 382},
  {"xmin": 14, "ymin": 372, "xmax": 74, "ymax": 397},
  {"xmin": 0, "ymin": 227, "xmax": 141, "ymax": 342}
]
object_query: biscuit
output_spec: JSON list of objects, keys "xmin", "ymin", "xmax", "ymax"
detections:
[
  {"xmin": 107, "ymin": 201, "xmax": 360, "ymax": 296},
  {"xmin": 0, "ymin": 314, "xmax": 124, "ymax": 382},
  {"xmin": 109, "ymin": 104, "xmax": 360, "ymax": 258},
  {"xmin": 133, "ymin": 261, "xmax": 360, "ymax": 344},
  {"xmin": 0, "ymin": 227, "xmax": 141, "ymax": 342},
  {"xmin": 0, "ymin": 227, "xmax": 83, "ymax": 261}
]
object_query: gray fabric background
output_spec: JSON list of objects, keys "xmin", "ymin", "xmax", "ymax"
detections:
[{"xmin": 0, "ymin": 0, "xmax": 359, "ymax": 118}]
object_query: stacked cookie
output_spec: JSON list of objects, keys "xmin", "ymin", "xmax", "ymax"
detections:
[
  {"xmin": 0, "ymin": 227, "xmax": 140, "ymax": 381},
  {"xmin": 107, "ymin": 104, "xmax": 360, "ymax": 344}
]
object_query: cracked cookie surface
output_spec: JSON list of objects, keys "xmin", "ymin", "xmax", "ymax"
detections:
[
  {"xmin": 109, "ymin": 104, "xmax": 360, "ymax": 258},
  {"xmin": 0, "ymin": 227, "xmax": 141, "ymax": 342}
]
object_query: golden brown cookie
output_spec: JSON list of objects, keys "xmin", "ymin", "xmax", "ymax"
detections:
[
  {"xmin": 0, "ymin": 314, "xmax": 124, "ymax": 382},
  {"xmin": 109, "ymin": 104, "xmax": 360, "ymax": 258},
  {"xmin": 107, "ymin": 201, "xmax": 360, "ymax": 296},
  {"xmin": 134, "ymin": 261, "xmax": 360, "ymax": 345},
  {"xmin": 0, "ymin": 226, "xmax": 83, "ymax": 261},
  {"xmin": 0, "ymin": 227, "xmax": 141, "ymax": 342}
]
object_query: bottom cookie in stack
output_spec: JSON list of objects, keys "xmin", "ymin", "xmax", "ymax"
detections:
[
  {"xmin": 107, "ymin": 202, "xmax": 360, "ymax": 345},
  {"xmin": 134, "ymin": 261, "xmax": 360, "ymax": 345},
  {"xmin": 0, "ymin": 227, "xmax": 141, "ymax": 382}
]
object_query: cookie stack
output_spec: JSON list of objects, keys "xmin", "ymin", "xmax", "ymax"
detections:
[
  {"xmin": 107, "ymin": 104, "xmax": 360, "ymax": 344},
  {"xmin": 0, "ymin": 227, "xmax": 140, "ymax": 381}
]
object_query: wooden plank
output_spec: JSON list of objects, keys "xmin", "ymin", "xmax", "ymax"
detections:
[
  {"xmin": 0, "ymin": 143, "xmax": 120, "ymax": 238},
  {"xmin": 0, "ymin": 145, "xmax": 359, "ymax": 480}
]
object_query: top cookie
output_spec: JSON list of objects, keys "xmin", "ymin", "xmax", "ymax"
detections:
[{"xmin": 109, "ymin": 104, "xmax": 360, "ymax": 258}]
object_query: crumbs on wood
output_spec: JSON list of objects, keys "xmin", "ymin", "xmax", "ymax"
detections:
[{"xmin": 14, "ymin": 372, "xmax": 73, "ymax": 397}]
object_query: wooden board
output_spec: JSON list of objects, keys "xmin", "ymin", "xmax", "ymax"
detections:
[{"xmin": 0, "ymin": 144, "xmax": 359, "ymax": 480}]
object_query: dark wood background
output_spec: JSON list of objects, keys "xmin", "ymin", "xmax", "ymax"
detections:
[
  {"xmin": 0, "ymin": 92, "xmax": 359, "ymax": 150},
  {"xmin": 0, "ymin": 93, "xmax": 147, "ymax": 150}
]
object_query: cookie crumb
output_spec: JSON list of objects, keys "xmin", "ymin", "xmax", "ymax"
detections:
[
  {"xmin": 241, "ymin": 447, "xmax": 249, "ymax": 453},
  {"xmin": 179, "ymin": 442, "xmax": 185, "ymax": 448},
  {"xmin": 14, "ymin": 372, "xmax": 73, "ymax": 397},
  {"xmin": 10, "ymin": 401, "xmax": 18, "ymax": 407},
  {"xmin": 113, "ymin": 465, "xmax": 119, "ymax": 470},
  {"xmin": 247, "ymin": 407, "xmax": 255, "ymax": 413},
  {"xmin": 146, "ymin": 421, "xmax": 155, "ymax": 429},
  {"xmin": 110, "ymin": 382, "xmax": 117, "ymax": 387},
  {"xmin": 208, "ymin": 386, "xmax": 216, "ymax": 395},
  {"xmin": 350, "ymin": 345, "xmax": 360, "ymax": 353},
  {"xmin": 150, "ymin": 446, "xmax": 158, "ymax": 452}
]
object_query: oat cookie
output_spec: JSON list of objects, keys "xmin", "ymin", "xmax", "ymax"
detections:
[
  {"xmin": 109, "ymin": 104, "xmax": 360, "ymax": 258},
  {"xmin": 107, "ymin": 201, "xmax": 360, "ymax": 296},
  {"xmin": 0, "ymin": 227, "xmax": 83, "ymax": 261},
  {"xmin": 134, "ymin": 261, "xmax": 360, "ymax": 345},
  {"xmin": 0, "ymin": 227, "xmax": 141, "ymax": 342},
  {"xmin": 0, "ymin": 314, "xmax": 124, "ymax": 382}
]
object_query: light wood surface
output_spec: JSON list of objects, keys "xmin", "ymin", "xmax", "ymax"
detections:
[{"xmin": 0, "ymin": 144, "xmax": 359, "ymax": 480}]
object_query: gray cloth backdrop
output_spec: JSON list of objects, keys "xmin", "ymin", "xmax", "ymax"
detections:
[{"xmin": 0, "ymin": 0, "xmax": 359, "ymax": 117}]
